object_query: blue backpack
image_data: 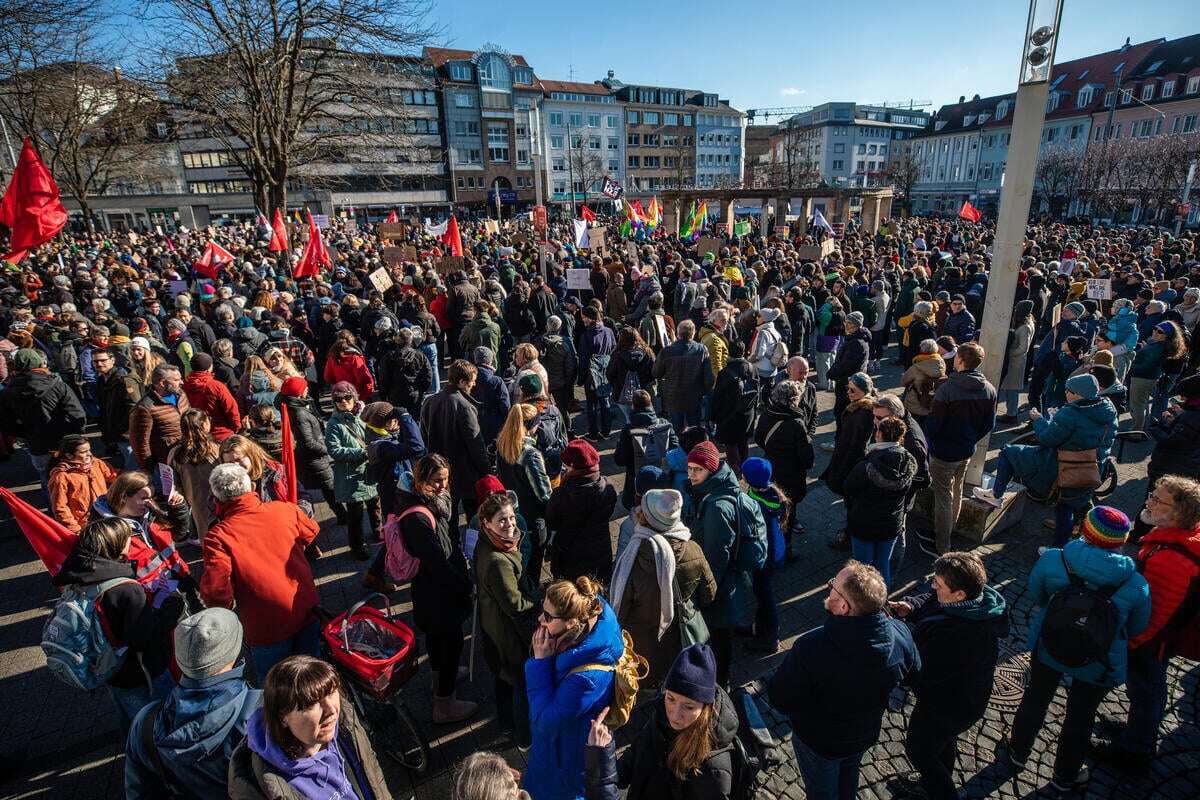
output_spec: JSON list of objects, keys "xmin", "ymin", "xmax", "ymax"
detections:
[
  {"xmin": 699, "ymin": 491, "xmax": 768, "ymax": 576},
  {"xmin": 42, "ymin": 577, "xmax": 138, "ymax": 690}
]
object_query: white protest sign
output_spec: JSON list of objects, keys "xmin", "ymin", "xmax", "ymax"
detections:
[
  {"xmin": 1060, "ymin": 258, "xmax": 1077, "ymax": 275},
  {"xmin": 1085, "ymin": 278, "xmax": 1112, "ymax": 300},
  {"xmin": 158, "ymin": 464, "xmax": 175, "ymax": 500},
  {"xmin": 368, "ymin": 267, "xmax": 394, "ymax": 294},
  {"xmin": 566, "ymin": 269, "xmax": 591, "ymax": 290}
]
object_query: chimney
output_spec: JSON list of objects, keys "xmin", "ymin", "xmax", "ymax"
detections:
[
  {"xmin": 972, "ymin": 94, "xmax": 980, "ymax": 101},
  {"xmin": 959, "ymin": 95, "xmax": 965, "ymax": 104},
  {"xmin": 607, "ymin": 69, "xmax": 615, "ymax": 79},
  {"xmin": 1121, "ymin": 37, "xmax": 1130, "ymax": 52}
]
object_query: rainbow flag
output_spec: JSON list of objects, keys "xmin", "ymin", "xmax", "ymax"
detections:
[
  {"xmin": 627, "ymin": 200, "xmax": 645, "ymax": 227},
  {"xmin": 646, "ymin": 197, "xmax": 660, "ymax": 230},
  {"xmin": 678, "ymin": 201, "xmax": 697, "ymax": 239}
]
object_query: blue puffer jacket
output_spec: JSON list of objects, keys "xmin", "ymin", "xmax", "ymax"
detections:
[
  {"xmin": 1105, "ymin": 306, "xmax": 1139, "ymax": 350},
  {"xmin": 524, "ymin": 600, "xmax": 624, "ymax": 800},
  {"xmin": 1002, "ymin": 396, "xmax": 1117, "ymax": 497},
  {"xmin": 1025, "ymin": 539, "xmax": 1150, "ymax": 687},
  {"xmin": 125, "ymin": 664, "xmax": 262, "ymax": 799}
]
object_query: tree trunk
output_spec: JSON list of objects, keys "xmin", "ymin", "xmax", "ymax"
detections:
[{"xmin": 77, "ymin": 196, "xmax": 95, "ymax": 233}]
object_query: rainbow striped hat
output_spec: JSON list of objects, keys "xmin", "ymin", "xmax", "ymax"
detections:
[{"xmin": 1081, "ymin": 506, "xmax": 1130, "ymax": 549}]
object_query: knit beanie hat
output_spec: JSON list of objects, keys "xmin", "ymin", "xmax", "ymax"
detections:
[
  {"xmin": 1081, "ymin": 506, "xmax": 1130, "ymax": 549},
  {"xmin": 191, "ymin": 352, "xmax": 213, "ymax": 372},
  {"xmin": 518, "ymin": 372, "xmax": 544, "ymax": 398},
  {"xmin": 1155, "ymin": 322, "xmax": 1175, "ymax": 336},
  {"xmin": 846, "ymin": 311, "xmax": 865, "ymax": 327},
  {"xmin": 12, "ymin": 348, "xmax": 45, "ymax": 371},
  {"xmin": 1065, "ymin": 373, "xmax": 1099, "ymax": 400},
  {"xmin": 641, "ymin": 489, "xmax": 683, "ymax": 532},
  {"xmin": 330, "ymin": 381, "xmax": 358, "ymax": 400},
  {"xmin": 1063, "ymin": 301, "xmax": 1086, "ymax": 319},
  {"xmin": 174, "ymin": 608, "xmax": 243, "ymax": 679},
  {"xmin": 360, "ymin": 401, "xmax": 395, "ymax": 428},
  {"xmin": 741, "ymin": 457, "xmax": 773, "ymax": 489},
  {"xmin": 130, "ymin": 336, "xmax": 150, "ymax": 351},
  {"xmin": 687, "ymin": 441, "xmax": 720, "ymax": 474},
  {"xmin": 849, "ymin": 372, "xmax": 874, "ymax": 394},
  {"xmin": 474, "ymin": 474, "xmax": 507, "ymax": 507},
  {"xmin": 635, "ymin": 465, "xmax": 665, "ymax": 497},
  {"xmin": 664, "ymin": 644, "xmax": 718, "ymax": 705},
  {"xmin": 561, "ymin": 439, "xmax": 599, "ymax": 470},
  {"xmin": 280, "ymin": 376, "xmax": 308, "ymax": 397}
]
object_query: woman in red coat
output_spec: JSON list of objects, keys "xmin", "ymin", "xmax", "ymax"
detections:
[{"xmin": 322, "ymin": 331, "xmax": 375, "ymax": 399}]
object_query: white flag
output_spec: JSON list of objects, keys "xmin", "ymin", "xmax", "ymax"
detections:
[
  {"xmin": 811, "ymin": 208, "xmax": 833, "ymax": 234},
  {"xmin": 424, "ymin": 220, "xmax": 448, "ymax": 237},
  {"xmin": 573, "ymin": 219, "xmax": 590, "ymax": 249}
]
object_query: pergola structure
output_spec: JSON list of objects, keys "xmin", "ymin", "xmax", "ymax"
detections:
[{"xmin": 660, "ymin": 185, "xmax": 895, "ymax": 237}]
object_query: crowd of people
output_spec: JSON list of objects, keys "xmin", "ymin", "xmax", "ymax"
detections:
[{"xmin": 0, "ymin": 209, "xmax": 1198, "ymax": 800}]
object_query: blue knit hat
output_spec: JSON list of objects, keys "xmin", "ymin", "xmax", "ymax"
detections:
[
  {"xmin": 664, "ymin": 643, "xmax": 717, "ymax": 705},
  {"xmin": 635, "ymin": 466, "xmax": 664, "ymax": 497},
  {"xmin": 741, "ymin": 457, "xmax": 773, "ymax": 489},
  {"xmin": 1065, "ymin": 373, "xmax": 1098, "ymax": 400}
]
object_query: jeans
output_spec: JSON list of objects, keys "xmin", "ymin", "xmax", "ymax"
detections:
[
  {"xmin": 851, "ymin": 537, "xmax": 897, "ymax": 588},
  {"xmin": 28, "ymin": 450, "xmax": 52, "ymax": 503},
  {"xmin": 420, "ymin": 342, "xmax": 440, "ymax": 394},
  {"xmin": 109, "ymin": 669, "xmax": 176, "ymax": 734},
  {"xmin": 1003, "ymin": 388, "xmax": 1021, "ymax": 418},
  {"xmin": 1120, "ymin": 645, "xmax": 1170, "ymax": 755},
  {"xmin": 815, "ymin": 351, "xmax": 835, "ymax": 388},
  {"xmin": 905, "ymin": 702, "xmax": 972, "ymax": 800},
  {"xmin": 249, "ymin": 620, "xmax": 322, "ymax": 686},
  {"xmin": 1054, "ymin": 502, "xmax": 1077, "ymax": 547},
  {"xmin": 791, "ymin": 736, "xmax": 864, "ymax": 800},
  {"xmin": 585, "ymin": 388, "xmax": 612, "ymax": 437},
  {"xmin": 114, "ymin": 441, "xmax": 138, "ymax": 471},
  {"xmin": 929, "ymin": 457, "xmax": 969, "ymax": 553},
  {"xmin": 667, "ymin": 408, "xmax": 700, "ymax": 435},
  {"xmin": 992, "ymin": 449, "xmax": 1015, "ymax": 496},
  {"xmin": 752, "ymin": 562, "xmax": 779, "ymax": 640},
  {"xmin": 1009, "ymin": 659, "xmax": 1110, "ymax": 783},
  {"xmin": 705, "ymin": 620, "xmax": 733, "ymax": 688},
  {"xmin": 1128, "ymin": 376, "xmax": 1156, "ymax": 431}
]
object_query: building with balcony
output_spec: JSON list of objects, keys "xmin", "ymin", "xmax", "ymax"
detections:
[{"xmin": 537, "ymin": 79, "xmax": 623, "ymax": 209}]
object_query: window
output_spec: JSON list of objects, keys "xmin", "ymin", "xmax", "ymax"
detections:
[
  {"xmin": 607, "ymin": 137, "xmax": 618, "ymax": 151},
  {"xmin": 1045, "ymin": 127, "xmax": 1056, "ymax": 143},
  {"xmin": 1162, "ymin": 80, "xmax": 1176, "ymax": 98},
  {"xmin": 1001, "ymin": 133, "xmax": 1010, "ymax": 146},
  {"xmin": 587, "ymin": 114, "xmax": 600, "ymax": 128},
  {"xmin": 553, "ymin": 180, "xmax": 566, "ymax": 194},
  {"xmin": 664, "ymin": 113, "xmax": 678, "ymax": 125},
  {"xmin": 477, "ymin": 54, "xmax": 511, "ymax": 90},
  {"xmin": 456, "ymin": 176, "xmax": 465, "ymax": 189},
  {"xmin": 643, "ymin": 111, "xmax": 659, "ymax": 125},
  {"xmin": 454, "ymin": 92, "xmax": 475, "ymax": 108},
  {"xmin": 481, "ymin": 92, "xmax": 509, "ymax": 109},
  {"xmin": 605, "ymin": 115, "xmax": 617, "ymax": 129},
  {"xmin": 996, "ymin": 101, "xmax": 1008, "ymax": 119},
  {"xmin": 571, "ymin": 135, "xmax": 582, "ymax": 149},
  {"xmin": 834, "ymin": 143, "xmax": 845, "ymax": 154},
  {"xmin": 643, "ymin": 156, "xmax": 659, "ymax": 168},
  {"xmin": 517, "ymin": 148, "xmax": 529, "ymax": 164},
  {"xmin": 1183, "ymin": 115, "xmax": 1198, "ymax": 134},
  {"xmin": 856, "ymin": 144, "xmax": 866, "ymax": 154},
  {"xmin": 1069, "ymin": 124, "xmax": 1081, "ymax": 140},
  {"xmin": 549, "ymin": 112, "xmax": 563, "ymax": 126},
  {"xmin": 588, "ymin": 136, "xmax": 601, "ymax": 150},
  {"xmin": 682, "ymin": 114, "xmax": 692, "ymax": 126},
  {"xmin": 552, "ymin": 157, "xmax": 565, "ymax": 172},
  {"xmin": 628, "ymin": 155, "xmax": 639, "ymax": 168},
  {"xmin": 453, "ymin": 121, "xmax": 480, "ymax": 136},
  {"xmin": 1141, "ymin": 84, "xmax": 1154, "ymax": 101},
  {"xmin": 1189, "ymin": 76, "xmax": 1200, "ymax": 94},
  {"xmin": 1077, "ymin": 88, "xmax": 1094, "ymax": 107},
  {"xmin": 627, "ymin": 110, "xmax": 639, "ymax": 124},
  {"xmin": 450, "ymin": 63, "xmax": 472, "ymax": 81},
  {"xmin": 514, "ymin": 67, "xmax": 533, "ymax": 85},
  {"xmin": 627, "ymin": 133, "xmax": 640, "ymax": 146},
  {"xmin": 608, "ymin": 159, "xmax": 619, "ymax": 171},
  {"xmin": 867, "ymin": 144, "xmax": 877, "ymax": 154},
  {"xmin": 550, "ymin": 134, "xmax": 564, "ymax": 149},
  {"xmin": 644, "ymin": 134, "xmax": 659, "ymax": 146},
  {"xmin": 568, "ymin": 113, "xmax": 582, "ymax": 127},
  {"xmin": 1119, "ymin": 88, "xmax": 1132, "ymax": 104},
  {"xmin": 662, "ymin": 134, "xmax": 678, "ymax": 146},
  {"xmin": 487, "ymin": 124, "xmax": 509, "ymax": 162}
]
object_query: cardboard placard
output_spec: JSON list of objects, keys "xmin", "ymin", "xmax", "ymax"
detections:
[
  {"xmin": 344, "ymin": 220, "xmax": 358, "ymax": 234},
  {"xmin": 589, "ymin": 227, "xmax": 607, "ymax": 255},
  {"xmin": 696, "ymin": 236, "xmax": 722, "ymax": 259},
  {"xmin": 483, "ymin": 219, "xmax": 500, "ymax": 236},
  {"xmin": 776, "ymin": 224, "xmax": 790, "ymax": 240},
  {"xmin": 1086, "ymin": 278, "xmax": 1112, "ymax": 300},
  {"xmin": 378, "ymin": 223, "xmax": 407, "ymax": 240},
  {"xmin": 514, "ymin": 232, "xmax": 529, "ymax": 246},
  {"xmin": 796, "ymin": 239, "xmax": 837, "ymax": 262},
  {"xmin": 626, "ymin": 241, "xmax": 639, "ymax": 264},
  {"xmin": 368, "ymin": 267, "xmax": 394, "ymax": 294},
  {"xmin": 404, "ymin": 245, "xmax": 419, "ymax": 262},
  {"xmin": 437, "ymin": 255, "xmax": 465, "ymax": 275},
  {"xmin": 382, "ymin": 246, "xmax": 405, "ymax": 266},
  {"xmin": 313, "ymin": 214, "xmax": 330, "ymax": 230},
  {"xmin": 566, "ymin": 268, "xmax": 591, "ymax": 290}
]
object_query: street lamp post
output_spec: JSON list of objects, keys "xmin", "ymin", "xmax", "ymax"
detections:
[{"xmin": 966, "ymin": 0, "xmax": 1065, "ymax": 487}]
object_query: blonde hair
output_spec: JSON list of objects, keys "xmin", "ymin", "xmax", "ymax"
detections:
[
  {"xmin": 543, "ymin": 576, "xmax": 603, "ymax": 626},
  {"xmin": 239, "ymin": 355, "xmax": 282, "ymax": 394},
  {"xmin": 132, "ymin": 349, "xmax": 165, "ymax": 388},
  {"xmin": 220, "ymin": 434, "xmax": 271, "ymax": 481},
  {"xmin": 496, "ymin": 403, "xmax": 537, "ymax": 465},
  {"xmin": 514, "ymin": 342, "xmax": 539, "ymax": 368},
  {"xmin": 261, "ymin": 347, "xmax": 302, "ymax": 378},
  {"xmin": 667, "ymin": 703, "xmax": 717, "ymax": 780}
]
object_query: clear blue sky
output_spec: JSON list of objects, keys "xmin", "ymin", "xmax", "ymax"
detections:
[{"xmin": 433, "ymin": 0, "xmax": 1196, "ymax": 116}]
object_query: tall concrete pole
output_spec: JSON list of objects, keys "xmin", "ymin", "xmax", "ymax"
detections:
[{"xmin": 966, "ymin": 0, "xmax": 1063, "ymax": 486}]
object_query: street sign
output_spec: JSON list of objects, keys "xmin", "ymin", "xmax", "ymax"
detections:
[{"xmin": 488, "ymin": 188, "xmax": 518, "ymax": 203}]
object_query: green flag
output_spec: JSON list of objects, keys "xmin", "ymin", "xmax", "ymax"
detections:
[
  {"xmin": 679, "ymin": 200, "xmax": 697, "ymax": 238},
  {"xmin": 733, "ymin": 220, "xmax": 750, "ymax": 237}
]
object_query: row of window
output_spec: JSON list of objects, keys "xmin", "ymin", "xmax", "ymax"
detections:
[
  {"xmin": 182, "ymin": 151, "xmax": 239, "ymax": 169},
  {"xmin": 455, "ymin": 175, "xmax": 535, "ymax": 190},
  {"xmin": 188, "ymin": 180, "xmax": 254, "ymax": 194},
  {"xmin": 697, "ymin": 132, "xmax": 737, "ymax": 147},
  {"xmin": 546, "ymin": 112, "xmax": 619, "ymax": 129},
  {"xmin": 449, "ymin": 60, "xmax": 534, "ymax": 86},
  {"xmin": 453, "ymin": 146, "xmax": 530, "ymax": 165},
  {"xmin": 548, "ymin": 92, "xmax": 615, "ymax": 104},
  {"xmin": 1092, "ymin": 114, "xmax": 1197, "ymax": 141},
  {"xmin": 551, "ymin": 157, "xmax": 622, "ymax": 173},
  {"xmin": 627, "ymin": 110, "xmax": 693, "ymax": 126}
]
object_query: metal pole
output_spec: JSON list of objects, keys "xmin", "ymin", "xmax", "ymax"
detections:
[
  {"xmin": 0, "ymin": 115, "xmax": 16, "ymax": 173},
  {"xmin": 1175, "ymin": 161, "xmax": 1196, "ymax": 238},
  {"xmin": 529, "ymin": 107, "xmax": 547, "ymax": 280},
  {"xmin": 493, "ymin": 178, "xmax": 502, "ymax": 224}
]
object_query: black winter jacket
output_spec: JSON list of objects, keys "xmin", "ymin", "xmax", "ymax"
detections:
[
  {"xmin": 710, "ymin": 358, "xmax": 759, "ymax": 443},
  {"xmin": 97, "ymin": 367, "xmax": 143, "ymax": 447},
  {"xmin": 395, "ymin": 490, "xmax": 472, "ymax": 633},
  {"xmin": 614, "ymin": 410, "xmax": 679, "ymax": 508},
  {"xmin": 820, "ymin": 398, "xmax": 876, "ymax": 496},
  {"xmin": 546, "ymin": 469, "xmax": 619, "ymax": 583},
  {"xmin": 754, "ymin": 396, "xmax": 815, "ymax": 491},
  {"xmin": 419, "ymin": 386, "xmax": 489, "ymax": 495},
  {"xmin": 843, "ymin": 442, "xmax": 917, "ymax": 542},
  {"xmin": 827, "ymin": 327, "xmax": 872, "ymax": 418},
  {"xmin": 1148, "ymin": 404, "xmax": 1200, "ymax": 481},
  {"xmin": 607, "ymin": 347, "xmax": 655, "ymax": 403},
  {"xmin": 0, "ymin": 370, "xmax": 86, "ymax": 454},
  {"xmin": 275, "ymin": 394, "xmax": 333, "ymax": 488},
  {"xmin": 377, "ymin": 345, "xmax": 433, "ymax": 416}
]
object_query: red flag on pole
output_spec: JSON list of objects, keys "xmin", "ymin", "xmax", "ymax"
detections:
[
  {"xmin": 958, "ymin": 201, "xmax": 982, "ymax": 223},
  {"xmin": 193, "ymin": 240, "xmax": 234, "ymax": 279},
  {"xmin": 441, "ymin": 215, "xmax": 463, "ymax": 257},
  {"xmin": 384, "ymin": 210, "xmax": 399, "ymax": 224},
  {"xmin": 580, "ymin": 205, "xmax": 596, "ymax": 223},
  {"xmin": 294, "ymin": 211, "xmax": 330, "ymax": 278},
  {"xmin": 0, "ymin": 138, "xmax": 68, "ymax": 264},
  {"xmin": 0, "ymin": 487, "xmax": 77, "ymax": 577},
  {"xmin": 279, "ymin": 404, "xmax": 299, "ymax": 504},
  {"xmin": 268, "ymin": 209, "xmax": 289, "ymax": 252}
]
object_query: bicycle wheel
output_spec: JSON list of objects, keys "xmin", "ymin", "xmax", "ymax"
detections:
[
  {"xmin": 381, "ymin": 698, "xmax": 431, "ymax": 773},
  {"xmin": 1094, "ymin": 462, "xmax": 1119, "ymax": 499}
]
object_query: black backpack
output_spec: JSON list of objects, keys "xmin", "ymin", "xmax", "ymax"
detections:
[
  {"xmin": 728, "ymin": 688, "xmax": 784, "ymax": 800},
  {"xmin": 1039, "ymin": 551, "xmax": 1121, "ymax": 675}
]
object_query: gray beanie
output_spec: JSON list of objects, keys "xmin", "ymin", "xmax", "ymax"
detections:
[
  {"xmin": 846, "ymin": 311, "xmax": 865, "ymax": 327},
  {"xmin": 174, "ymin": 608, "xmax": 243, "ymax": 679},
  {"xmin": 1063, "ymin": 301, "xmax": 1086, "ymax": 320},
  {"xmin": 472, "ymin": 346, "xmax": 494, "ymax": 367},
  {"xmin": 641, "ymin": 489, "xmax": 683, "ymax": 532}
]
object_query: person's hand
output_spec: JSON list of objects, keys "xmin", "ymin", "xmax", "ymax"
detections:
[
  {"xmin": 888, "ymin": 601, "xmax": 913, "ymax": 618},
  {"xmin": 532, "ymin": 626, "xmax": 554, "ymax": 659},
  {"xmin": 167, "ymin": 490, "xmax": 185, "ymax": 506},
  {"xmin": 588, "ymin": 707, "xmax": 612, "ymax": 748},
  {"xmin": 1028, "ymin": 408, "xmax": 1041, "ymax": 421}
]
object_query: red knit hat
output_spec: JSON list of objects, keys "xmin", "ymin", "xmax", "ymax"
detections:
[
  {"xmin": 280, "ymin": 376, "xmax": 308, "ymax": 397},
  {"xmin": 475, "ymin": 475, "xmax": 506, "ymax": 507},
  {"xmin": 687, "ymin": 441, "xmax": 720, "ymax": 474},
  {"xmin": 561, "ymin": 439, "xmax": 599, "ymax": 470}
]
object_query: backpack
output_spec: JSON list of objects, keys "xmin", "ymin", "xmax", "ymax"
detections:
[
  {"xmin": 768, "ymin": 337, "xmax": 789, "ymax": 369},
  {"xmin": 138, "ymin": 702, "xmax": 185, "ymax": 798},
  {"xmin": 698, "ymin": 491, "xmax": 768, "ymax": 577},
  {"xmin": 728, "ymin": 688, "xmax": 785, "ymax": 800},
  {"xmin": 1039, "ymin": 551, "xmax": 1120, "ymax": 673},
  {"xmin": 383, "ymin": 505, "xmax": 435, "ymax": 581},
  {"xmin": 629, "ymin": 419, "xmax": 672, "ymax": 473},
  {"xmin": 617, "ymin": 368, "xmax": 641, "ymax": 406},
  {"xmin": 42, "ymin": 577, "xmax": 138, "ymax": 690},
  {"xmin": 570, "ymin": 628, "xmax": 648, "ymax": 729},
  {"xmin": 1137, "ymin": 543, "xmax": 1200, "ymax": 660}
]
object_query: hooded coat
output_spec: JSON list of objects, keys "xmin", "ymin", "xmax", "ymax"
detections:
[
  {"xmin": 547, "ymin": 469, "xmax": 619, "ymax": 583},
  {"xmin": 322, "ymin": 348, "xmax": 375, "ymax": 400},
  {"xmin": 474, "ymin": 531, "xmax": 535, "ymax": 685},
  {"xmin": 125, "ymin": 665, "xmax": 262, "ymax": 800},
  {"xmin": 524, "ymin": 601, "xmax": 624, "ymax": 800},
  {"xmin": 901, "ymin": 353, "xmax": 946, "ymax": 417},
  {"xmin": 324, "ymin": 410, "xmax": 379, "ymax": 503},
  {"xmin": 395, "ymin": 488, "xmax": 473, "ymax": 633},
  {"xmin": 0, "ymin": 369, "xmax": 86, "ymax": 454},
  {"xmin": 275, "ymin": 394, "xmax": 334, "ymax": 491},
  {"xmin": 1001, "ymin": 396, "xmax": 1117, "ymax": 497},
  {"xmin": 843, "ymin": 441, "xmax": 917, "ymax": 542},
  {"xmin": 182, "ymin": 369, "xmax": 242, "ymax": 440},
  {"xmin": 688, "ymin": 462, "xmax": 756, "ymax": 628},
  {"xmin": 820, "ymin": 397, "xmax": 876, "ymax": 496},
  {"xmin": 753, "ymin": 386, "xmax": 817, "ymax": 493},
  {"xmin": 48, "ymin": 457, "xmax": 119, "ymax": 532}
]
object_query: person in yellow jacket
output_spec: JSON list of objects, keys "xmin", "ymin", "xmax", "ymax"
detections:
[{"xmin": 699, "ymin": 308, "xmax": 730, "ymax": 383}]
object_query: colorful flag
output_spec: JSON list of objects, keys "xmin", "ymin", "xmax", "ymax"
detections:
[
  {"xmin": 690, "ymin": 202, "xmax": 708, "ymax": 240},
  {"xmin": 573, "ymin": 219, "xmax": 590, "ymax": 249},
  {"xmin": 193, "ymin": 240, "xmax": 234, "ymax": 279},
  {"xmin": 441, "ymin": 215, "xmax": 463, "ymax": 257},
  {"xmin": 294, "ymin": 211, "xmax": 330, "ymax": 278},
  {"xmin": 292, "ymin": 209, "xmax": 303, "ymax": 225},
  {"xmin": 0, "ymin": 487, "xmax": 76, "ymax": 576},
  {"xmin": 678, "ymin": 201, "xmax": 697, "ymax": 239},
  {"xmin": 384, "ymin": 210, "xmax": 399, "ymax": 224},
  {"xmin": 619, "ymin": 218, "xmax": 632, "ymax": 239},
  {"xmin": 733, "ymin": 220, "xmax": 750, "ymax": 237},
  {"xmin": 958, "ymin": 200, "xmax": 983, "ymax": 223},
  {"xmin": 628, "ymin": 200, "xmax": 646, "ymax": 225},
  {"xmin": 580, "ymin": 205, "xmax": 596, "ymax": 223},
  {"xmin": 279, "ymin": 405, "xmax": 299, "ymax": 504},
  {"xmin": 268, "ymin": 209, "xmax": 289, "ymax": 252},
  {"xmin": 646, "ymin": 197, "xmax": 660, "ymax": 230},
  {"xmin": 0, "ymin": 138, "xmax": 68, "ymax": 264}
]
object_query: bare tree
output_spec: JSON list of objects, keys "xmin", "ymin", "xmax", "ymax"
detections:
[
  {"xmin": 566, "ymin": 132, "xmax": 606, "ymax": 206},
  {"xmin": 767, "ymin": 121, "xmax": 819, "ymax": 192},
  {"xmin": 0, "ymin": 14, "xmax": 171, "ymax": 228},
  {"xmin": 1034, "ymin": 143, "xmax": 1086, "ymax": 220},
  {"xmin": 1140, "ymin": 134, "xmax": 1200, "ymax": 224},
  {"xmin": 141, "ymin": 0, "xmax": 441, "ymax": 214},
  {"xmin": 882, "ymin": 148, "xmax": 924, "ymax": 216}
]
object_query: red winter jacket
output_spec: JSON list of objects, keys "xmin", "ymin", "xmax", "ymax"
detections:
[
  {"xmin": 1130, "ymin": 525, "xmax": 1200, "ymax": 654},
  {"xmin": 323, "ymin": 349, "xmax": 375, "ymax": 399},
  {"xmin": 182, "ymin": 369, "xmax": 241, "ymax": 440},
  {"xmin": 429, "ymin": 293, "xmax": 451, "ymax": 332},
  {"xmin": 201, "ymin": 493, "xmax": 320, "ymax": 646}
]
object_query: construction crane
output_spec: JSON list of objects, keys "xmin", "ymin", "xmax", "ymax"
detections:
[{"xmin": 746, "ymin": 99, "xmax": 934, "ymax": 123}]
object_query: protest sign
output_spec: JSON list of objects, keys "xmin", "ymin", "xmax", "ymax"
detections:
[
  {"xmin": 368, "ymin": 267, "xmax": 394, "ymax": 294},
  {"xmin": 378, "ymin": 223, "xmax": 406, "ymax": 240},
  {"xmin": 437, "ymin": 256, "xmax": 465, "ymax": 275},
  {"xmin": 165, "ymin": 280, "xmax": 189, "ymax": 297},
  {"xmin": 1086, "ymin": 278, "xmax": 1112, "ymax": 300},
  {"xmin": 566, "ymin": 269, "xmax": 591, "ymax": 290},
  {"xmin": 403, "ymin": 245, "xmax": 419, "ymax": 262},
  {"xmin": 382, "ymin": 247, "xmax": 404, "ymax": 266},
  {"xmin": 696, "ymin": 236, "xmax": 722, "ymax": 259},
  {"xmin": 313, "ymin": 214, "xmax": 330, "ymax": 230},
  {"xmin": 589, "ymin": 227, "xmax": 607, "ymax": 255}
]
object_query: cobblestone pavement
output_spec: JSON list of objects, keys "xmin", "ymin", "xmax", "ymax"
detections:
[{"xmin": 0, "ymin": 360, "xmax": 1197, "ymax": 799}]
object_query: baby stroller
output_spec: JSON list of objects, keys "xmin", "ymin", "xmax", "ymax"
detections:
[{"xmin": 320, "ymin": 594, "xmax": 430, "ymax": 772}]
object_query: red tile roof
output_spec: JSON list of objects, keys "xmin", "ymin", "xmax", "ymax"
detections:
[
  {"xmin": 538, "ymin": 79, "xmax": 611, "ymax": 96},
  {"xmin": 1044, "ymin": 38, "xmax": 1163, "ymax": 120},
  {"xmin": 423, "ymin": 47, "xmax": 530, "ymax": 68}
]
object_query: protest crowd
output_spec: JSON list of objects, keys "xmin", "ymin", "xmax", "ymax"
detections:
[{"xmin": 1, "ymin": 168, "xmax": 1199, "ymax": 800}]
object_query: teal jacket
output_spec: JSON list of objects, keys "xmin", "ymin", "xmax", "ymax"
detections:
[
  {"xmin": 1002, "ymin": 396, "xmax": 1117, "ymax": 497},
  {"xmin": 324, "ymin": 410, "xmax": 379, "ymax": 503},
  {"xmin": 687, "ymin": 461, "xmax": 753, "ymax": 628}
]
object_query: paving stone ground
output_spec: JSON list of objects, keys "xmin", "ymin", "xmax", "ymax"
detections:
[{"xmin": 0, "ymin": 357, "xmax": 1197, "ymax": 799}]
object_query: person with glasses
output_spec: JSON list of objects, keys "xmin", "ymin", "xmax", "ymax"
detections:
[
  {"xmin": 767, "ymin": 560, "xmax": 919, "ymax": 800},
  {"xmin": 93, "ymin": 345, "xmax": 143, "ymax": 468}
]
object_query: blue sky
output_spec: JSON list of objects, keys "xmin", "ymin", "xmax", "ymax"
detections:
[{"xmin": 433, "ymin": 0, "xmax": 1196, "ymax": 116}]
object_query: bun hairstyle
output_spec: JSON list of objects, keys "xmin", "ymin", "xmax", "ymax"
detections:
[{"xmin": 543, "ymin": 576, "xmax": 604, "ymax": 629}]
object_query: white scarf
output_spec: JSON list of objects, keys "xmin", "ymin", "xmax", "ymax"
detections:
[{"xmin": 609, "ymin": 521, "xmax": 691, "ymax": 640}]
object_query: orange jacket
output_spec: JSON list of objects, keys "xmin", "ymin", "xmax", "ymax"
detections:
[{"xmin": 48, "ymin": 459, "xmax": 118, "ymax": 532}]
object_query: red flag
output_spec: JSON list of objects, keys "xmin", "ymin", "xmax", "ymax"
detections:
[
  {"xmin": 268, "ymin": 209, "xmax": 289, "ymax": 252},
  {"xmin": 0, "ymin": 487, "xmax": 77, "ymax": 576},
  {"xmin": 193, "ymin": 240, "xmax": 234, "ymax": 279},
  {"xmin": 958, "ymin": 201, "xmax": 982, "ymax": 223},
  {"xmin": 384, "ymin": 210, "xmax": 399, "ymax": 224},
  {"xmin": 440, "ymin": 215, "xmax": 463, "ymax": 257},
  {"xmin": 580, "ymin": 205, "xmax": 596, "ymax": 223},
  {"xmin": 294, "ymin": 211, "xmax": 330, "ymax": 278},
  {"xmin": 0, "ymin": 138, "xmax": 68, "ymax": 263},
  {"xmin": 279, "ymin": 404, "xmax": 299, "ymax": 504}
]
